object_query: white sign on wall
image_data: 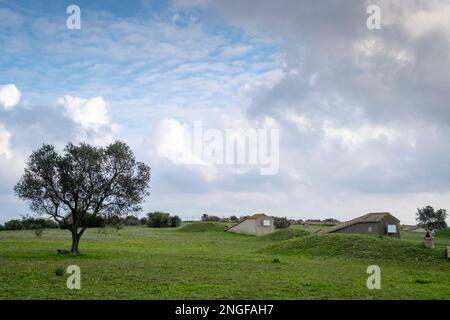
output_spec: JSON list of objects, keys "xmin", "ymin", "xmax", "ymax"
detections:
[
  {"xmin": 387, "ymin": 225, "xmax": 397, "ymax": 233},
  {"xmin": 263, "ymin": 219, "xmax": 271, "ymax": 227}
]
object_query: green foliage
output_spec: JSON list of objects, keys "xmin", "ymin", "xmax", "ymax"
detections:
[
  {"xmin": 272, "ymin": 258, "xmax": 280, "ymax": 263},
  {"xmin": 54, "ymin": 267, "xmax": 65, "ymax": 276},
  {"xmin": 170, "ymin": 215, "xmax": 182, "ymax": 227},
  {"xmin": 4, "ymin": 219, "xmax": 23, "ymax": 230},
  {"xmin": 122, "ymin": 215, "xmax": 141, "ymax": 226},
  {"xmin": 201, "ymin": 214, "xmax": 222, "ymax": 222},
  {"xmin": 139, "ymin": 217, "xmax": 148, "ymax": 225},
  {"xmin": 147, "ymin": 212, "xmax": 181, "ymax": 228},
  {"xmin": 274, "ymin": 216, "xmax": 291, "ymax": 229},
  {"xmin": 416, "ymin": 206, "xmax": 448, "ymax": 232},
  {"xmin": 178, "ymin": 222, "xmax": 225, "ymax": 232},
  {"xmin": 3, "ymin": 216, "xmax": 58, "ymax": 230}
]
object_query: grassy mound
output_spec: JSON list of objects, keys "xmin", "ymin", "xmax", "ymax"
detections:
[
  {"xmin": 262, "ymin": 233, "xmax": 446, "ymax": 262},
  {"xmin": 262, "ymin": 228, "xmax": 309, "ymax": 241},
  {"xmin": 178, "ymin": 222, "xmax": 226, "ymax": 233},
  {"xmin": 435, "ymin": 228, "xmax": 450, "ymax": 239}
]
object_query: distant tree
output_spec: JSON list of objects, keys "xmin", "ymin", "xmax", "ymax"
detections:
[
  {"xmin": 323, "ymin": 218, "xmax": 340, "ymax": 223},
  {"xmin": 147, "ymin": 212, "xmax": 170, "ymax": 228},
  {"xmin": 147, "ymin": 212, "xmax": 182, "ymax": 228},
  {"xmin": 274, "ymin": 217, "xmax": 291, "ymax": 229},
  {"xmin": 139, "ymin": 217, "xmax": 148, "ymax": 225},
  {"xmin": 416, "ymin": 206, "xmax": 448, "ymax": 232},
  {"xmin": 170, "ymin": 215, "xmax": 182, "ymax": 227},
  {"xmin": 201, "ymin": 214, "xmax": 221, "ymax": 222},
  {"xmin": 0, "ymin": 224, "xmax": 5, "ymax": 231},
  {"xmin": 4, "ymin": 219, "xmax": 23, "ymax": 230},
  {"xmin": 230, "ymin": 215, "xmax": 239, "ymax": 222},
  {"xmin": 14, "ymin": 141, "xmax": 151, "ymax": 254},
  {"xmin": 122, "ymin": 215, "xmax": 141, "ymax": 226}
]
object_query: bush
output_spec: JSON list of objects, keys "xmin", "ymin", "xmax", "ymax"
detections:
[
  {"xmin": 35, "ymin": 229, "xmax": 43, "ymax": 237},
  {"xmin": 60, "ymin": 213, "xmax": 106, "ymax": 229},
  {"xmin": 274, "ymin": 217, "xmax": 291, "ymax": 229},
  {"xmin": 147, "ymin": 212, "xmax": 181, "ymax": 228},
  {"xmin": 54, "ymin": 267, "xmax": 65, "ymax": 276},
  {"xmin": 4, "ymin": 219, "xmax": 24, "ymax": 230},
  {"xmin": 201, "ymin": 214, "xmax": 221, "ymax": 222},
  {"xmin": 121, "ymin": 215, "xmax": 141, "ymax": 226},
  {"xmin": 170, "ymin": 215, "xmax": 182, "ymax": 227},
  {"xmin": 0, "ymin": 224, "xmax": 4, "ymax": 231},
  {"xmin": 139, "ymin": 217, "xmax": 148, "ymax": 225}
]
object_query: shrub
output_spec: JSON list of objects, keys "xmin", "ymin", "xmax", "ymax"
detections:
[
  {"xmin": 170, "ymin": 215, "xmax": 182, "ymax": 227},
  {"xmin": 34, "ymin": 229, "xmax": 43, "ymax": 237},
  {"xmin": 54, "ymin": 267, "xmax": 65, "ymax": 276},
  {"xmin": 139, "ymin": 217, "xmax": 148, "ymax": 225},
  {"xmin": 0, "ymin": 224, "xmax": 4, "ymax": 231},
  {"xmin": 5, "ymin": 219, "xmax": 24, "ymax": 230},
  {"xmin": 21, "ymin": 215, "xmax": 59, "ymax": 229},
  {"xmin": 60, "ymin": 213, "xmax": 106, "ymax": 229},
  {"xmin": 147, "ymin": 212, "xmax": 181, "ymax": 228},
  {"xmin": 274, "ymin": 217, "xmax": 291, "ymax": 229},
  {"xmin": 121, "ymin": 215, "xmax": 141, "ymax": 226},
  {"xmin": 201, "ymin": 214, "xmax": 221, "ymax": 222}
]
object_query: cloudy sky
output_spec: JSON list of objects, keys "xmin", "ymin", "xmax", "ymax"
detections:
[{"xmin": 1, "ymin": 0, "xmax": 450, "ymax": 224}]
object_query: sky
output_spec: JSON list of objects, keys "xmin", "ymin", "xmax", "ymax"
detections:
[{"xmin": 1, "ymin": 0, "xmax": 450, "ymax": 225}]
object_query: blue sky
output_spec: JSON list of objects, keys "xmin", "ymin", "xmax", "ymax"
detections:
[{"xmin": 1, "ymin": 0, "xmax": 450, "ymax": 225}]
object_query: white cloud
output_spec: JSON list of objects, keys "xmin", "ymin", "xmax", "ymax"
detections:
[
  {"xmin": 221, "ymin": 45, "xmax": 253, "ymax": 57},
  {"xmin": 0, "ymin": 125, "xmax": 12, "ymax": 158},
  {"xmin": 57, "ymin": 95, "xmax": 117, "ymax": 145},
  {"xmin": 58, "ymin": 95, "xmax": 109, "ymax": 131},
  {"xmin": 322, "ymin": 121, "xmax": 399, "ymax": 150},
  {"xmin": 156, "ymin": 118, "xmax": 201, "ymax": 165},
  {"xmin": 0, "ymin": 84, "xmax": 21, "ymax": 110}
]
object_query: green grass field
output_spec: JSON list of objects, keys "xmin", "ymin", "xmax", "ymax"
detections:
[{"xmin": 0, "ymin": 223, "xmax": 449, "ymax": 299}]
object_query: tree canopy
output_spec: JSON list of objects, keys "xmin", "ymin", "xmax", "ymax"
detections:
[{"xmin": 416, "ymin": 205, "xmax": 448, "ymax": 233}]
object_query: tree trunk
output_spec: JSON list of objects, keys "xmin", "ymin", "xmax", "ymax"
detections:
[{"xmin": 71, "ymin": 229, "xmax": 80, "ymax": 254}]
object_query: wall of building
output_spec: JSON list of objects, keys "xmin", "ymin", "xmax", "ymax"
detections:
[
  {"xmin": 228, "ymin": 219, "xmax": 257, "ymax": 235},
  {"xmin": 255, "ymin": 217, "xmax": 275, "ymax": 236},
  {"xmin": 228, "ymin": 216, "xmax": 275, "ymax": 236},
  {"xmin": 333, "ymin": 220, "xmax": 400, "ymax": 238},
  {"xmin": 381, "ymin": 216, "xmax": 401, "ymax": 238},
  {"xmin": 334, "ymin": 222, "xmax": 382, "ymax": 236}
]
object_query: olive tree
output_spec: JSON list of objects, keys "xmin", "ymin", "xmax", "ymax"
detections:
[
  {"xmin": 416, "ymin": 205, "xmax": 448, "ymax": 233},
  {"xmin": 14, "ymin": 141, "xmax": 151, "ymax": 254}
]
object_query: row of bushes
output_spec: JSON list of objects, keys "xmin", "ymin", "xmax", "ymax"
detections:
[
  {"xmin": 201, "ymin": 214, "xmax": 239, "ymax": 222},
  {"xmin": 0, "ymin": 216, "xmax": 59, "ymax": 230},
  {"xmin": 147, "ymin": 212, "xmax": 181, "ymax": 228},
  {"xmin": 0, "ymin": 212, "xmax": 182, "ymax": 230}
]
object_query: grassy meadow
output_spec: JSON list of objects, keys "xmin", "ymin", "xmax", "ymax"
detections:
[{"xmin": 0, "ymin": 223, "xmax": 449, "ymax": 300}]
